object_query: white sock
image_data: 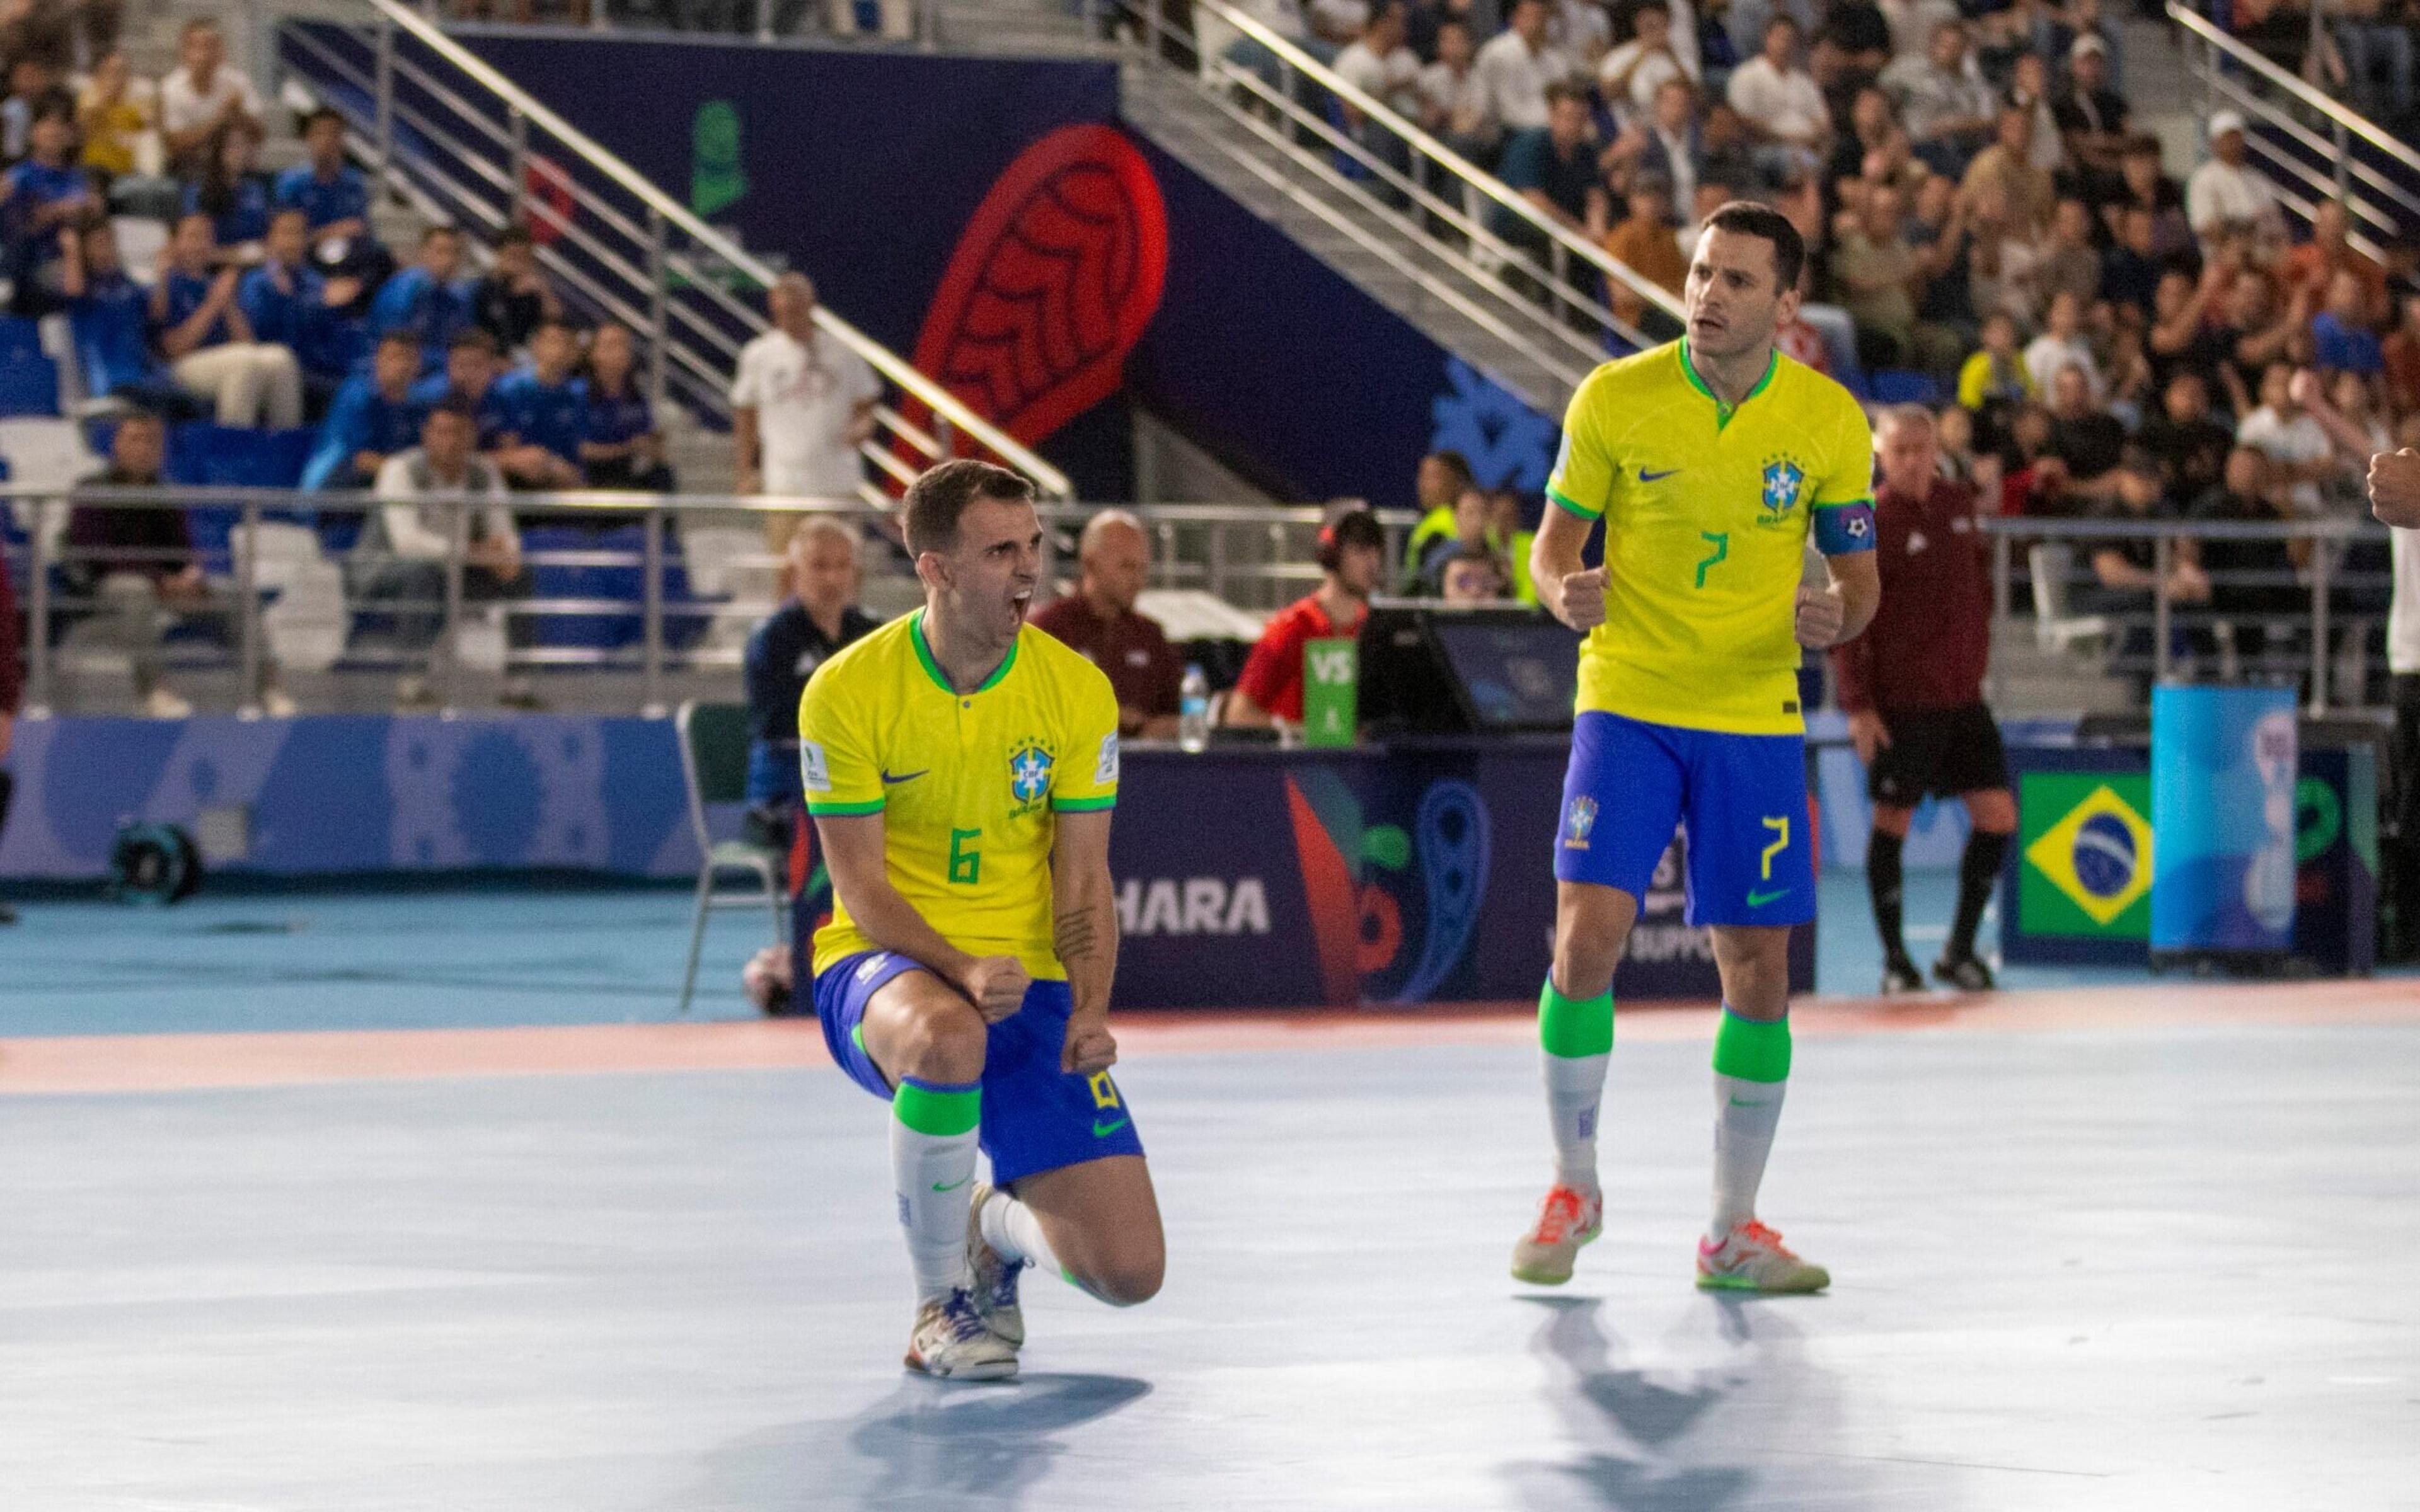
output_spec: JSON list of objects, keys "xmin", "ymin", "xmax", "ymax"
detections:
[
  {"xmin": 1546, "ymin": 1051, "xmax": 1611, "ymax": 1191},
  {"xmin": 1710, "ymin": 1072, "xmax": 1787, "ymax": 1238},
  {"xmin": 891, "ymin": 1077, "xmax": 981, "ymax": 1303},
  {"xmin": 977, "ymin": 1186, "xmax": 1060, "ymax": 1278}
]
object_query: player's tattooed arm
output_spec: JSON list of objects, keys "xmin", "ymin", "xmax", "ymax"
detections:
[{"xmin": 1051, "ymin": 808, "xmax": 1121, "ymax": 1076}]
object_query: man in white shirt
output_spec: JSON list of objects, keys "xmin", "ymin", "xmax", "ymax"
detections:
[
  {"xmin": 1334, "ymin": 1, "xmax": 1424, "ymax": 134},
  {"xmin": 1726, "ymin": 16, "xmax": 1831, "ymax": 166},
  {"xmin": 2185, "ymin": 111, "xmax": 2282, "ymax": 241},
  {"xmin": 1598, "ymin": 3, "xmax": 1697, "ymax": 123},
  {"xmin": 1473, "ymin": 0, "xmax": 1577, "ymax": 135},
  {"xmin": 1418, "ymin": 16, "xmax": 1490, "ymax": 146},
  {"xmin": 360, "ymin": 401, "xmax": 525, "ymax": 707},
  {"xmin": 1879, "ymin": 19, "xmax": 1993, "ymax": 170},
  {"xmin": 730, "ymin": 271, "xmax": 881, "ymax": 539},
  {"xmin": 159, "ymin": 18, "xmax": 262, "ymax": 178},
  {"xmin": 2234, "ymin": 360, "xmax": 2338, "ymax": 516}
]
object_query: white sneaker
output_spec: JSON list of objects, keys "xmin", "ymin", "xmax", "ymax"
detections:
[
  {"xmin": 1696, "ymin": 1220, "xmax": 1830, "ymax": 1294},
  {"xmin": 904, "ymin": 1289, "xmax": 1019, "ymax": 1380},
  {"xmin": 1510, "ymin": 1183, "xmax": 1604, "ymax": 1285},
  {"xmin": 142, "ymin": 687, "xmax": 193, "ymax": 719},
  {"xmin": 258, "ymin": 689, "xmax": 299, "ymax": 718},
  {"xmin": 965, "ymin": 1182, "xmax": 1026, "ymax": 1346}
]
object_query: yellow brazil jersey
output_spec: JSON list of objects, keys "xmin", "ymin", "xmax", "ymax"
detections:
[
  {"xmin": 797, "ymin": 610, "xmax": 1121, "ymax": 980},
  {"xmin": 1545, "ymin": 341, "xmax": 1876, "ymax": 735}
]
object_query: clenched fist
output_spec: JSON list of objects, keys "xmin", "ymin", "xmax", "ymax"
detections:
[
  {"xmin": 2371, "ymin": 448, "xmax": 2420, "ymax": 529},
  {"xmin": 958, "ymin": 955, "xmax": 1032, "ymax": 1023},
  {"xmin": 1547, "ymin": 566, "xmax": 1609, "ymax": 631},
  {"xmin": 1794, "ymin": 583, "xmax": 1847, "ymax": 648}
]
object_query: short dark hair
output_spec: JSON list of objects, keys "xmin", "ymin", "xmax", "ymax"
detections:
[
  {"xmin": 1317, "ymin": 503, "xmax": 1385, "ymax": 571},
  {"xmin": 493, "ymin": 224, "xmax": 536, "ymax": 251},
  {"xmin": 117, "ymin": 406, "xmax": 166, "ymax": 429},
  {"xmin": 902, "ymin": 459, "xmax": 1035, "ymax": 557},
  {"xmin": 1543, "ymin": 79, "xmax": 1589, "ymax": 112},
  {"xmin": 1426, "ymin": 449, "xmax": 1475, "ymax": 491},
  {"xmin": 302, "ymin": 106, "xmax": 345, "ymax": 135},
  {"xmin": 29, "ymin": 90, "xmax": 73, "ymax": 128},
  {"xmin": 447, "ymin": 328, "xmax": 500, "ymax": 355},
  {"xmin": 425, "ymin": 398, "xmax": 478, "ymax": 427},
  {"xmin": 421, "ymin": 224, "xmax": 461, "ymax": 246},
  {"xmin": 376, "ymin": 329, "xmax": 422, "ymax": 354},
  {"xmin": 1702, "ymin": 200, "xmax": 1806, "ymax": 291}
]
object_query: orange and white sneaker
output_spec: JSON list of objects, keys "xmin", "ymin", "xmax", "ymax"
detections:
[
  {"xmin": 1510, "ymin": 1184, "xmax": 1604, "ymax": 1285},
  {"xmin": 1695, "ymin": 1219, "xmax": 1830, "ymax": 1293}
]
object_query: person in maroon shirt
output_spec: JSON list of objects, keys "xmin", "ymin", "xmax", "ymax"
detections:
[
  {"xmin": 1028, "ymin": 510, "xmax": 1184, "ymax": 740},
  {"xmin": 1224, "ymin": 505, "xmax": 1385, "ymax": 729},
  {"xmin": 1830, "ymin": 405, "xmax": 2017, "ymax": 994}
]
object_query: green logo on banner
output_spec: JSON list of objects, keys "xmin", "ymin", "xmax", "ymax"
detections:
[
  {"xmin": 1302, "ymin": 638, "xmax": 1357, "ymax": 748},
  {"xmin": 2018, "ymin": 774, "xmax": 2153, "ymax": 938},
  {"xmin": 692, "ymin": 101, "xmax": 746, "ymax": 219}
]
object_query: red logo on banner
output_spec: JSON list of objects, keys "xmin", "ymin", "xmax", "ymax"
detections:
[
  {"xmin": 905, "ymin": 123, "xmax": 1168, "ymax": 461},
  {"xmin": 524, "ymin": 156, "xmax": 576, "ymax": 245}
]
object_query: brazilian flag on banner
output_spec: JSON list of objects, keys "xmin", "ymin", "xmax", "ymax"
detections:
[{"xmin": 2018, "ymin": 772, "xmax": 2155, "ymax": 939}]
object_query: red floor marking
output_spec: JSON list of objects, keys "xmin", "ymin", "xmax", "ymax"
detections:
[{"xmin": 1, "ymin": 981, "xmax": 2412, "ymax": 1096}]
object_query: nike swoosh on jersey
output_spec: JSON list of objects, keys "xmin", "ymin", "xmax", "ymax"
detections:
[
  {"xmin": 881, "ymin": 769, "xmax": 930, "ymax": 785},
  {"xmin": 1639, "ymin": 467, "xmax": 1681, "ymax": 482},
  {"xmin": 1092, "ymin": 1116, "xmax": 1130, "ymax": 1138},
  {"xmin": 1746, "ymin": 887, "xmax": 1790, "ymax": 908}
]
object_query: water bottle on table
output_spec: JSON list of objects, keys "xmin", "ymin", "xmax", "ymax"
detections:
[{"xmin": 1178, "ymin": 664, "xmax": 1209, "ymax": 753}]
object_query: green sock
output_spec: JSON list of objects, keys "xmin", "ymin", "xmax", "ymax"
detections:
[{"xmin": 1541, "ymin": 980, "xmax": 1613, "ymax": 1188}]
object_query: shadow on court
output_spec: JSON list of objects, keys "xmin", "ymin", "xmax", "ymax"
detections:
[
  {"xmin": 679, "ymin": 1372, "xmax": 1152, "ymax": 1509},
  {"xmin": 1501, "ymin": 1294, "xmax": 1899, "ymax": 1511}
]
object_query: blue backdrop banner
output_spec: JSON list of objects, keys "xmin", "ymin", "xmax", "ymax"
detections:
[{"xmin": 2148, "ymin": 684, "xmax": 2300, "ymax": 954}]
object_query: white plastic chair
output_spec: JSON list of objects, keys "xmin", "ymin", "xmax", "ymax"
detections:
[{"xmin": 2027, "ymin": 543, "xmax": 2114, "ymax": 658}]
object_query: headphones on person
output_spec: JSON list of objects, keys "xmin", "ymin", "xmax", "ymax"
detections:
[{"xmin": 1317, "ymin": 507, "xmax": 1380, "ymax": 573}]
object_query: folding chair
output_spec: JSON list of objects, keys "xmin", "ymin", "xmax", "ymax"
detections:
[{"xmin": 675, "ymin": 700, "xmax": 786, "ymax": 1014}]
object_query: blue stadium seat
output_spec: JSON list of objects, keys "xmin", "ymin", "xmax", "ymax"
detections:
[
  {"xmin": 523, "ymin": 522, "xmax": 703, "ymax": 653},
  {"xmin": 1869, "ymin": 370, "xmax": 1943, "ymax": 407},
  {"xmin": 0, "ymin": 317, "xmax": 59, "ymax": 417}
]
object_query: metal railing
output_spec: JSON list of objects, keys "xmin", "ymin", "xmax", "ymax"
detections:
[
  {"xmin": 2166, "ymin": 2, "xmax": 2420, "ymax": 258},
  {"xmin": 1100, "ymin": 0, "xmax": 1684, "ymax": 399},
  {"xmin": 444, "ymin": 0, "xmax": 948, "ymax": 45},
  {"xmin": 1978, "ymin": 513, "xmax": 2399, "ymax": 716},
  {"xmin": 6, "ymin": 488, "xmax": 1412, "ymax": 719},
  {"xmin": 275, "ymin": 0, "xmax": 1071, "ymax": 504}
]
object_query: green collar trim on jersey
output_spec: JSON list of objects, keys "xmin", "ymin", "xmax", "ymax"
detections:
[
  {"xmin": 1678, "ymin": 340, "xmax": 1778, "ymax": 430},
  {"xmin": 909, "ymin": 609, "xmax": 1018, "ymax": 696}
]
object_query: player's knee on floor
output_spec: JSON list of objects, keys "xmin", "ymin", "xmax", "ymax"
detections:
[{"xmin": 1071, "ymin": 1247, "xmax": 1165, "ymax": 1307}]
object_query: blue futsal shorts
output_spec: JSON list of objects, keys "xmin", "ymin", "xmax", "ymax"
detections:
[
  {"xmin": 1553, "ymin": 710, "xmax": 1817, "ymax": 928},
  {"xmin": 813, "ymin": 950, "xmax": 1146, "ymax": 1186}
]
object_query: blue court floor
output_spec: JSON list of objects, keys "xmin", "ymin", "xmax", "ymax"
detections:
[{"xmin": 0, "ymin": 873, "xmax": 2153, "ymax": 1038}]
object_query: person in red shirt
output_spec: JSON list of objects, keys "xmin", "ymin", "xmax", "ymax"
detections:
[
  {"xmin": 1830, "ymin": 405, "xmax": 2017, "ymax": 994},
  {"xmin": 1028, "ymin": 510, "xmax": 1184, "ymax": 740},
  {"xmin": 1224, "ymin": 504, "xmax": 1385, "ymax": 728}
]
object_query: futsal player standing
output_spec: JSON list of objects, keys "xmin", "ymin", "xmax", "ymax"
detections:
[
  {"xmin": 1514, "ymin": 203, "xmax": 1881, "ymax": 1293},
  {"xmin": 1831, "ymin": 406, "xmax": 2015, "ymax": 994},
  {"xmin": 799, "ymin": 461, "xmax": 1163, "ymax": 1380}
]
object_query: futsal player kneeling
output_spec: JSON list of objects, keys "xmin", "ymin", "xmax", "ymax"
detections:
[
  {"xmin": 1516, "ymin": 204, "xmax": 1881, "ymax": 1294},
  {"xmin": 800, "ymin": 461, "xmax": 1163, "ymax": 1381},
  {"xmin": 1832, "ymin": 406, "xmax": 2015, "ymax": 994}
]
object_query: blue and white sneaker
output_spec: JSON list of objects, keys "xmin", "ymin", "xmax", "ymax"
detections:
[
  {"xmin": 904, "ymin": 1288, "xmax": 1018, "ymax": 1380},
  {"xmin": 966, "ymin": 1181, "xmax": 1027, "ymax": 1346}
]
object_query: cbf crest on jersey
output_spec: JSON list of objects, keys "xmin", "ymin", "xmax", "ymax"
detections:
[
  {"xmin": 1759, "ymin": 457, "xmax": 1806, "ymax": 521},
  {"xmin": 1008, "ymin": 739, "xmax": 1056, "ymax": 818},
  {"xmin": 1563, "ymin": 794, "xmax": 1598, "ymax": 850}
]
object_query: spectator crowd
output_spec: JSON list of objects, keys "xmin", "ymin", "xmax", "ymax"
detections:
[{"xmin": 1282, "ymin": 0, "xmax": 2417, "ymax": 677}]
